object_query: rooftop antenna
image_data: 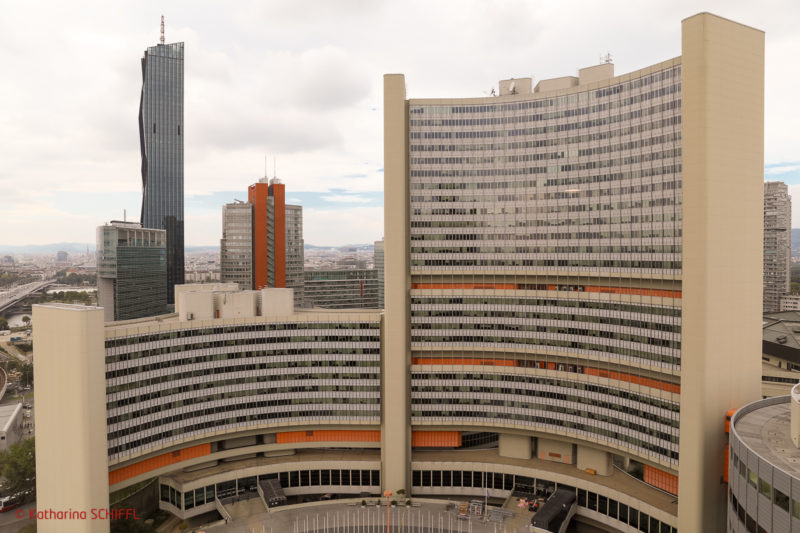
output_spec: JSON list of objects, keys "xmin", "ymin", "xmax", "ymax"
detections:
[
  {"xmin": 124, "ymin": 209, "xmax": 126, "ymax": 222},
  {"xmin": 160, "ymin": 15, "xmax": 165, "ymax": 45},
  {"xmin": 264, "ymin": 155, "xmax": 267, "ymax": 179},
  {"xmin": 601, "ymin": 52, "xmax": 613, "ymax": 64},
  {"xmin": 273, "ymin": 157, "xmax": 277, "ymax": 179}
]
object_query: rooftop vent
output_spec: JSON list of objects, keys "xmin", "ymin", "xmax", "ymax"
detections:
[{"xmin": 777, "ymin": 335, "xmax": 788, "ymax": 344}]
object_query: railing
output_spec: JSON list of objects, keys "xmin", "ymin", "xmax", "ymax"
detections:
[{"xmin": 214, "ymin": 497, "xmax": 232, "ymax": 523}]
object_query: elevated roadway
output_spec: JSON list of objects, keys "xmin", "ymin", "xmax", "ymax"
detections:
[{"xmin": 0, "ymin": 280, "xmax": 54, "ymax": 314}]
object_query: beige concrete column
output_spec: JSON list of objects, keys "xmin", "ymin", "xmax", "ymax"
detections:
[
  {"xmin": 576, "ymin": 446, "xmax": 612, "ymax": 476},
  {"xmin": 33, "ymin": 304, "xmax": 109, "ymax": 533},
  {"xmin": 679, "ymin": 13, "xmax": 764, "ymax": 532},
  {"xmin": 382, "ymin": 73, "xmax": 410, "ymax": 493},
  {"xmin": 498, "ymin": 434, "xmax": 532, "ymax": 460}
]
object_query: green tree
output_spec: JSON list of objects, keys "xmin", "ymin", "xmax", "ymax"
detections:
[
  {"xmin": 0, "ymin": 437, "xmax": 35, "ymax": 499},
  {"xmin": 21, "ymin": 316, "xmax": 30, "ymax": 326},
  {"xmin": 0, "ymin": 317, "xmax": 8, "ymax": 330}
]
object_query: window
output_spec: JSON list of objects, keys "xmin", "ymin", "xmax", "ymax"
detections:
[
  {"xmin": 772, "ymin": 489, "xmax": 800, "ymax": 518},
  {"xmin": 598, "ymin": 495, "xmax": 608, "ymax": 515},
  {"xmin": 608, "ymin": 498, "xmax": 618, "ymax": 519},
  {"xmin": 184, "ymin": 491, "xmax": 194, "ymax": 510},
  {"xmin": 332, "ymin": 470, "xmax": 341, "ymax": 485},
  {"xmin": 160, "ymin": 484, "xmax": 170, "ymax": 503},
  {"xmin": 758, "ymin": 478, "xmax": 771, "ymax": 499},
  {"xmin": 747, "ymin": 468, "xmax": 757, "ymax": 489},
  {"xmin": 588, "ymin": 492, "xmax": 597, "ymax": 511}
]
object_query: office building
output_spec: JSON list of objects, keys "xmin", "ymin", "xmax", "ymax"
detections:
[
  {"xmin": 765, "ymin": 181, "xmax": 792, "ymax": 312},
  {"xmin": 384, "ymin": 12, "xmax": 763, "ymax": 533},
  {"xmin": 248, "ymin": 177, "xmax": 304, "ymax": 307},
  {"xmin": 56, "ymin": 251, "xmax": 69, "ymax": 263},
  {"xmin": 782, "ymin": 296, "xmax": 800, "ymax": 312},
  {"xmin": 285, "ymin": 204, "xmax": 305, "ymax": 307},
  {"xmin": 304, "ymin": 268, "xmax": 379, "ymax": 309},
  {"xmin": 728, "ymin": 389, "xmax": 800, "ymax": 533},
  {"xmin": 139, "ymin": 33, "xmax": 185, "ymax": 305},
  {"xmin": 220, "ymin": 201, "xmax": 254, "ymax": 290},
  {"xmin": 34, "ymin": 13, "xmax": 763, "ymax": 533},
  {"xmin": 96, "ymin": 221, "xmax": 167, "ymax": 322},
  {"xmin": 374, "ymin": 239, "xmax": 384, "ymax": 309}
]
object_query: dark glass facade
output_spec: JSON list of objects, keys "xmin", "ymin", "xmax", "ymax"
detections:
[
  {"xmin": 139, "ymin": 41, "xmax": 184, "ymax": 304},
  {"xmin": 97, "ymin": 223, "xmax": 167, "ymax": 321}
]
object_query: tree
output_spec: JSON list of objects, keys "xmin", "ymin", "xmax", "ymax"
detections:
[
  {"xmin": 21, "ymin": 316, "xmax": 30, "ymax": 326},
  {"xmin": 0, "ymin": 318, "xmax": 8, "ymax": 331},
  {"xmin": 0, "ymin": 438, "xmax": 35, "ymax": 499}
]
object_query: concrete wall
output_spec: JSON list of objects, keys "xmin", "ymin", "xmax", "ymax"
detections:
[
  {"xmin": 498, "ymin": 434, "xmax": 532, "ymax": 460},
  {"xmin": 537, "ymin": 438, "xmax": 575, "ymax": 465},
  {"xmin": 576, "ymin": 446, "xmax": 612, "ymax": 476},
  {"xmin": 678, "ymin": 12, "xmax": 764, "ymax": 532},
  {"xmin": 382, "ymin": 73, "xmax": 411, "ymax": 493},
  {"xmin": 534, "ymin": 76, "xmax": 578, "ymax": 93},
  {"xmin": 578, "ymin": 63, "xmax": 614, "ymax": 85},
  {"xmin": 261, "ymin": 288, "xmax": 294, "ymax": 316},
  {"xmin": 33, "ymin": 304, "xmax": 109, "ymax": 533},
  {"xmin": 97, "ymin": 277, "xmax": 115, "ymax": 322},
  {"xmin": 219, "ymin": 291, "xmax": 257, "ymax": 319},
  {"xmin": 175, "ymin": 283, "xmax": 238, "ymax": 315},
  {"xmin": 178, "ymin": 290, "xmax": 214, "ymax": 321}
]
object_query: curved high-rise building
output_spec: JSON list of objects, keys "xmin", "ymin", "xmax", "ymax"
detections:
[
  {"xmin": 383, "ymin": 11, "xmax": 763, "ymax": 533},
  {"xmin": 139, "ymin": 40, "xmax": 185, "ymax": 305}
]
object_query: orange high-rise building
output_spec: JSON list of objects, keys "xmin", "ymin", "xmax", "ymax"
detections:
[{"xmin": 248, "ymin": 178, "xmax": 286, "ymax": 290}]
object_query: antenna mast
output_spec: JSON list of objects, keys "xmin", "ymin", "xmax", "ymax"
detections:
[{"xmin": 160, "ymin": 15, "xmax": 165, "ymax": 44}]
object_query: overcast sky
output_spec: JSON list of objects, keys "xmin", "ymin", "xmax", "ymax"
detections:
[{"xmin": 1, "ymin": 0, "xmax": 799, "ymax": 247}]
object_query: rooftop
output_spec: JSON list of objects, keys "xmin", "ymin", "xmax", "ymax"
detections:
[{"xmin": 733, "ymin": 397, "xmax": 800, "ymax": 478}]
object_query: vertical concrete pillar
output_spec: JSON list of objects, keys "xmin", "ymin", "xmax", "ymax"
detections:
[
  {"xmin": 33, "ymin": 304, "xmax": 109, "ymax": 533},
  {"xmin": 679, "ymin": 13, "xmax": 764, "ymax": 532},
  {"xmin": 498, "ymin": 434, "xmax": 532, "ymax": 460},
  {"xmin": 382, "ymin": 73, "xmax": 410, "ymax": 493}
]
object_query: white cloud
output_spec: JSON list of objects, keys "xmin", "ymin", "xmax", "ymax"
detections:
[
  {"xmin": 1, "ymin": 0, "xmax": 799, "ymax": 244},
  {"xmin": 303, "ymin": 207, "xmax": 384, "ymax": 246},
  {"xmin": 320, "ymin": 194, "xmax": 372, "ymax": 203}
]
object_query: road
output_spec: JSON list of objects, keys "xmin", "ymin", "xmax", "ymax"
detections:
[
  {"xmin": 0, "ymin": 338, "xmax": 29, "ymax": 365},
  {"xmin": 0, "ymin": 280, "xmax": 54, "ymax": 314},
  {"xmin": 0, "ymin": 502, "xmax": 35, "ymax": 533}
]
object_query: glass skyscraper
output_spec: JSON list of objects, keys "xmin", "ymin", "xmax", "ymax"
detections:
[{"xmin": 139, "ymin": 41, "xmax": 184, "ymax": 304}]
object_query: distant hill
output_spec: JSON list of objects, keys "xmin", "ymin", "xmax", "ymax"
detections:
[{"xmin": 0, "ymin": 243, "xmax": 94, "ymax": 255}]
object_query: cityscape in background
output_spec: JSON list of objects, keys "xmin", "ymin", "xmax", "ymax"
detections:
[{"xmin": 1, "ymin": 8, "xmax": 799, "ymax": 533}]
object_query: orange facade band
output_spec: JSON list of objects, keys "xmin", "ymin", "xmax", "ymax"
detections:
[{"xmin": 109, "ymin": 443, "xmax": 211, "ymax": 486}]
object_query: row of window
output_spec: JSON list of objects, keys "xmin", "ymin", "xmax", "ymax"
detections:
[
  {"xmin": 411, "ymin": 259, "xmax": 682, "ymax": 271},
  {"xmin": 411, "ymin": 164, "xmax": 680, "ymax": 192},
  {"xmin": 411, "ymin": 212, "xmax": 681, "ymax": 228},
  {"xmin": 411, "ymin": 229, "xmax": 682, "ymax": 241},
  {"xmin": 410, "ymin": 115, "xmax": 682, "ymax": 158},
  {"xmin": 109, "ymin": 384, "xmax": 380, "ymax": 425},
  {"xmin": 411, "ymin": 373, "xmax": 680, "ymax": 413},
  {"xmin": 409, "ymin": 67, "xmax": 679, "ymax": 116},
  {"xmin": 411, "ymin": 297, "xmax": 681, "ymax": 318},
  {"xmin": 409, "ymin": 469, "xmax": 677, "ymax": 532},
  {"xmin": 410, "ymin": 83, "xmax": 679, "ymax": 128},
  {"xmin": 413, "ymin": 322, "xmax": 678, "ymax": 349},
  {"xmin": 410, "ymin": 100, "xmax": 680, "ymax": 141},
  {"xmin": 107, "ymin": 351, "xmax": 379, "ymax": 379},
  {"xmin": 413, "ymin": 309, "xmax": 679, "ymax": 334},
  {"xmin": 108, "ymin": 377, "xmax": 378, "ymax": 411},
  {"xmin": 411, "ymin": 333, "xmax": 680, "ymax": 366},
  {"xmin": 411, "ymin": 245, "xmax": 681, "ymax": 255},
  {"xmin": 105, "ymin": 321, "xmax": 381, "ymax": 349}
]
